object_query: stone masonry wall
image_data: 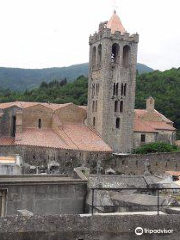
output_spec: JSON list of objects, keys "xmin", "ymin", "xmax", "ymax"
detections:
[
  {"xmin": 0, "ymin": 145, "xmax": 110, "ymax": 174},
  {"xmin": 87, "ymin": 24, "xmax": 139, "ymax": 154},
  {"xmin": 0, "ymin": 214, "xmax": 179, "ymax": 240},
  {"xmin": 1, "ymin": 145, "xmax": 180, "ymax": 175},
  {"xmin": 102, "ymin": 152, "xmax": 180, "ymax": 175}
]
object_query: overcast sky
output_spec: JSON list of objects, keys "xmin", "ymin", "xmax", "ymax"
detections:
[{"xmin": 0, "ymin": 0, "xmax": 179, "ymax": 70}]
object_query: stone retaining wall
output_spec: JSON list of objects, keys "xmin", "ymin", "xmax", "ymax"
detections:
[{"xmin": 0, "ymin": 214, "xmax": 179, "ymax": 240}]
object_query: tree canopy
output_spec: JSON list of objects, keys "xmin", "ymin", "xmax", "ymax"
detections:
[{"xmin": 0, "ymin": 67, "xmax": 180, "ymax": 137}]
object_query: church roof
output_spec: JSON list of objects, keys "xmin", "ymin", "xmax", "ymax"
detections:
[
  {"xmin": 0, "ymin": 101, "xmax": 72, "ymax": 111},
  {"xmin": 0, "ymin": 125, "xmax": 112, "ymax": 152},
  {"xmin": 0, "ymin": 101, "xmax": 112, "ymax": 152},
  {"xmin": 13, "ymin": 124, "xmax": 112, "ymax": 152},
  {"xmin": 134, "ymin": 109, "xmax": 176, "ymax": 133},
  {"xmin": 107, "ymin": 10, "xmax": 125, "ymax": 34}
]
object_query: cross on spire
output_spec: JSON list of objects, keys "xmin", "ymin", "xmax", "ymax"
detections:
[{"xmin": 112, "ymin": 0, "xmax": 118, "ymax": 13}]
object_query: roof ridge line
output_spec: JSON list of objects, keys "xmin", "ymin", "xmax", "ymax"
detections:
[{"xmin": 61, "ymin": 127, "xmax": 80, "ymax": 151}]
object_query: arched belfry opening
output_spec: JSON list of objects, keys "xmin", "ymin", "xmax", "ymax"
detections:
[
  {"xmin": 92, "ymin": 46, "xmax": 97, "ymax": 68},
  {"xmin": 111, "ymin": 43, "xmax": 120, "ymax": 64},
  {"xmin": 97, "ymin": 44, "xmax": 102, "ymax": 67},
  {"xmin": 12, "ymin": 115, "xmax": 16, "ymax": 137},
  {"xmin": 123, "ymin": 45, "xmax": 130, "ymax": 67}
]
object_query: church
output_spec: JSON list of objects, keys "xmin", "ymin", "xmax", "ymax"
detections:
[{"xmin": 0, "ymin": 11, "xmax": 176, "ymax": 165}]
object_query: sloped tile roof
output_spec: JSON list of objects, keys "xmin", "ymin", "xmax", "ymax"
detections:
[
  {"xmin": 133, "ymin": 118, "xmax": 157, "ymax": 133},
  {"xmin": 0, "ymin": 101, "xmax": 72, "ymax": 111},
  {"xmin": 62, "ymin": 124, "xmax": 112, "ymax": 152},
  {"xmin": 15, "ymin": 128, "xmax": 69, "ymax": 149},
  {"xmin": 134, "ymin": 109, "xmax": 175, "ymax": 132},
  {"xmin": 0, "ymin": 125, "xmax": 112, "ymax": 152},
  {"xmin": 107, "ymin": 11, "xmax": 126, "ymax": 34}
]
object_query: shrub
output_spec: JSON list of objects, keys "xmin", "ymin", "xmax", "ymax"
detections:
[{"xmin": 134, "ymin": 142, "xmax": 179, "ymax": 154}]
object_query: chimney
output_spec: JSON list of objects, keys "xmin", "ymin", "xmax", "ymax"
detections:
[{"xmin": 146, "ymin": 97, "xmax": 155, "ymax": 112}]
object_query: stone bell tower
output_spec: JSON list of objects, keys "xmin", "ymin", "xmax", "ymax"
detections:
[{"xmin": 87, "ymin": 11, "xmax": 139, "ymax": 153}]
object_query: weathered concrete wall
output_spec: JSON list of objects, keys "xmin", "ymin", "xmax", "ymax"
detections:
[
  {"xmin": 0, "ymin": 174, "xmax": 87, "ymax": 216},
  {"xmin": 4, "ymin": 183, "xmax": 86, "ymax": 216},
  {"xmin": 0, "ymin": 214, "xmax": 179, "ymax": 240}
]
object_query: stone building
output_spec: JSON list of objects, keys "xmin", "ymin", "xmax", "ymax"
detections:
[
  {"xmin": 0, "ymin": 12, "xmax": 176, "ymax": 166},
  {"xmin": 0, "ymin": 101, "xmax": 112, "ymax": 171},
  {"xmin": 87, "ymin": 11, "xmax": 139, "ymax": 153},
  {"xmin": 133, "ymin": 97, "xmax": 176, "ymax": 148},
  {"xmin": 0, "ymin": 169, "xmax": 87, "ymax": 217}
]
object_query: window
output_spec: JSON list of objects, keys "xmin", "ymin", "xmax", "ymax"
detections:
[
  {"xmin": 93, "ymin": 117, "xmax": 96, "ymax": 127},
  {"xmin": 92, "ymin": 101, "xmax": 95, "ymax": 112},
  {"xmin": 92, "ymin": 84, "xmax": 96, "ymax": 98},
  {"xmin": 141, "ymin": 134, "xmax": 146, "ymax": 143},
  {"xmin": 113, "ymin": 83, "xmax": 116, "ymax": 95},
  {"xmin": 115, "ymin": 83, "xmax": 119, "ymax": 95},
  {"xmin": 111, "ymin": 43, "xmax": 120, "ymax": 63},
  {"xmin": 97, "ymin": 44, "xmax": 102, "ymax": 67},
  {"xmin": 92, "ymin": 46, "xmax": 96, "ymax": 68},
  {"xmin": 12, "ymin": 115, "xmax": 16, "ymax": 137},
  {"xmin": 38, "ymin": 119, "xmax": 42, "ymax": 129},
  {"xmin": 121, "ymin": 83, "xmax": 124, "ymax": 96},
  {"xmin": 121, "ymin": 83, "xmax": 127, "ymax": 96},
  {"xmin": 120, "ymin": 101, "xmax": 123, "ymax": 113},
  {"xmin": 114, "ymin": 101, "xmax": 118, "ymax": 112},
  {"xmin": 123, "ymin": 45, "xmax": 130, "ymax": 67},
  {"xmin": 116, "ymin": 118, "xmax": 120, "ymax": 129},
  {"xmin": 92, "ymin": 101, "xmax": 98, "ymax": 112},
  {"xmin": 123, "ymin": 83, "xmax": 127, "ymax": 96},
  {"xmin": 96, "ymin": 83, "xmax": 99, "ymax": 96},
  {"xmin": 95, "ymin": 101, "xmax": 98, "ymax": 112}
]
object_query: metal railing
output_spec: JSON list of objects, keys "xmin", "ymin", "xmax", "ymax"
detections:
[{"xmin": 90, "ymin": 187, "xmax": 180, "ymax": 215}]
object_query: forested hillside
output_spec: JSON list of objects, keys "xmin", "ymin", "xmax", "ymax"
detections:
[
  {"xmin": 0, "ymin": 68, "xmax": 180, "ymax": 136},
  {"xmin": 0, "ymin": 63, "xmax": 153, "ymax": 91}
]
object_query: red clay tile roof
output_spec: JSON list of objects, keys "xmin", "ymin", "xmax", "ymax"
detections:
[
  {"xmin": 0, "ymin": 125, "xmax": 112, "ymax": 152},
  {"xmin": 134, "ymin": 109, "xmax": 175, "ymax": 132},
  {"xmin": 15, "ymin": 128, "xmax": 69, "ymax": 149},
  {"xmin": 79, "ymin": 106, "xmax": 87, "ymax": 110},
  {"xmin": 107, "ymin": 11, "xmax": 125, "ymax": 34},
  {"xmin": 148, "ymin": 121, "xmax": 175, "ymax": 131},
  {"xmin": 0, "ymin": 101, "xmax": 73, "ymax": 111},
  {"xmin": 133, "ymin": 118, "xmax": 157, "ymax": 133},
  {"xmin": 62, "ymin": 124, "xmax": 112, "ymax": 152},
  {"xmin": 135, "ymin": 109, "xmax": 173, "ymax": 123}
]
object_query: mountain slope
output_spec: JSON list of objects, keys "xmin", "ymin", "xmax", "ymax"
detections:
[{"xmin": 0, "ymin": 63, "xmax": 153, "ymax": 91}]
